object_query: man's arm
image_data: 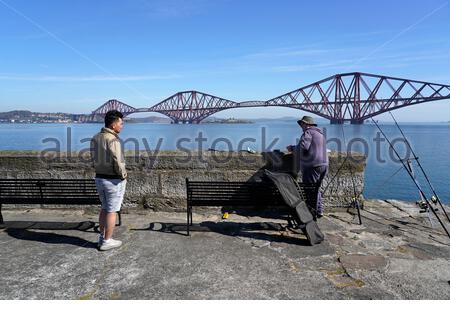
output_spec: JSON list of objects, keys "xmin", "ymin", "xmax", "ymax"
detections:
[
  {"xmin": 109, "ymin": 138, "xmax": 127, "ymax": 180},
  {"xmin": 300, "ymin": 130, "xmax": 312, "ymax": 151},
  {"xmin": 90, "ymin": 138, "xmax": 97, "ymax": 168}
]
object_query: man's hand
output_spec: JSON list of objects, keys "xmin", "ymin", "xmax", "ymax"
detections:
[{"xmin": 286, "ymin": 145, "xmax": 295, "ymax": 153}]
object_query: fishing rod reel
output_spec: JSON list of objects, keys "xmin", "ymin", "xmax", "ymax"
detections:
[
  {"xmin": 416, "ymin": 195, "xmax": 439, "ymax": 213},
  {"xmin": 402, "ymin": 157, "xmax": 440, "ymax": 214}
]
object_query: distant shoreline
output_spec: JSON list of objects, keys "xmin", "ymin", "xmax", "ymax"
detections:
[
  {"xmin": 0, "ymin": 108, "xmax": 449, "ymax": 125},
  {"xmin": 1, "ymin": 121, "xmax": 449, "ymax": 125}
]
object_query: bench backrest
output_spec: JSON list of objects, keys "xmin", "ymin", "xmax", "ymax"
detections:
[
  {"xmin": 186, "ymin": 179, "xmax": 319, "ymax": 210},
  {"xmin": 0, "ymin": 179, "xmax": 100, "ymax": 205}
]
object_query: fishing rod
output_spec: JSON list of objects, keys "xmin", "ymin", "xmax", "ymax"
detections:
[
  {"xmin": 339, "ymin": 123, "xmax": 363, "ymax": 225},
  {"xmin": 389, "ymin": 111, "xmax": 450, "ymax": 223},
  {"xmin": 322, "ymin": 155, "xmax": 348, "ymax": 194},
  {"xmin": 321, "ymin": 125, "xmax": 363, "ymax": 224},
  {"xmin": 371, "ymin": 118, "xmax": 450, "ymax": 239},
  {"xmin": 353, "ymin": 165, "xmax": 403, "ymax": 202}
]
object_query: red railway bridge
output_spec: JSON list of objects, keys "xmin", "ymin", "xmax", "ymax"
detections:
[{"xmin": 90, "ymin": 72, "xmax": 450, "ymax": 124}]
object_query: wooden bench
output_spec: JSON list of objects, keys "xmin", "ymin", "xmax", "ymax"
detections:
[
  {"xmin": 0, "ymin": 179, "xmax": 121, "ymax": 226},
  {"xmin": 185, "ymin": 178, "xmax": 319, "ymax": 235}
]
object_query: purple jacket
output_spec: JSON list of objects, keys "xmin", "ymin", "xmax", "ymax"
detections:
[{"xmin": 294, "ymin": 127, "xmax": 328, "ymax": 171}]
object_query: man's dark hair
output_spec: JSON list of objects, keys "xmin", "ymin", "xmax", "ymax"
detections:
[{"xmin": 104, "ymin": 110, "xmax": 124, "ymax": 128}]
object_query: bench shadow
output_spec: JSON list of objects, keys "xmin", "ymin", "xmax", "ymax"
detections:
[
  {"xmin": 5, "ymin": 228, "xmax": 98, "ymax": 249},
  {"xmin": 0, "ymin": 220, "xmax": 96, "ymax": 232},
  {"xmin": 1, "ymin": 221, "xmax": 98, "ymax": 249},
  {"xmin": 132, "ymin": 221, "xmax": 311, "ymax": 246}
]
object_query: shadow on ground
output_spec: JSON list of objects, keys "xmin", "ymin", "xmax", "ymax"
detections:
[
  {"xmin": 0, "ymin": 220, "xmax": 95, "ymax": 231},
  {"xmin": 132, "ymin": 221, "xmax": 311, "ymax": 246},
  {"xmin": 5, "ymin": 228, "xmax": 98, "ymax": 248},
  {"xmin": 1, "ymin": 220, "xmax": 98, "ymax": 249}
]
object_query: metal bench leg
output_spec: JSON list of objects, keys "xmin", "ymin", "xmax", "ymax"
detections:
[
  {"xmin": 0, "ymin": 203, "xmax": 4, "ymax": 225},
  {"xmin": 187, "ymin": 206, "xmax": 191, "ymax": 236},
  {"xmin": 116, "ymin": 211, "xmax": 122, "ymax": 227}
]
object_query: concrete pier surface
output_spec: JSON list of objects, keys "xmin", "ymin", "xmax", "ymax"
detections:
[{"xmin": 0, "ymin": 199, "xmax": 449, "ymax": 300}]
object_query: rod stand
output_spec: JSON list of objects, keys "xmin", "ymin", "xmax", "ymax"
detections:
[{"xmin": 347, "ymin": 197, "xmax": 363, "ymax": 225}]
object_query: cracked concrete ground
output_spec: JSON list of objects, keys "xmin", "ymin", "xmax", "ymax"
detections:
[{"xmin": 0, "ymin": 199, "xmax": 449, "ymax": 300}]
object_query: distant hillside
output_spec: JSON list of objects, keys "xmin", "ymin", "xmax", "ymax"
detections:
[
  {"xmin": 0, "ymin": 110, "xmax": 33, "ymax": 118},
  {"xmin": 0, "ymin": 109, "xmax": 93, "ymax": 123},
  {"xmin": 0, "ymin": 109, "xmax": 331, "ymax": 124}
]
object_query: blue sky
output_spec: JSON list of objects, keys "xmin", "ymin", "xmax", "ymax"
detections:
[{"xmin": 0, "ymin": 0, "xmax": 449, "ymax": 121}]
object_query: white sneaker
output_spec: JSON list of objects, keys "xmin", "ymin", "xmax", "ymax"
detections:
[{"xmin": 99, "ymin": 238, "xmax": 122, "ymax": 251}]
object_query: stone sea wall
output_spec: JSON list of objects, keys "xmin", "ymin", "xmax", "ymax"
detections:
[{"xmin": 0, "ymin": 150, "xmax": 366, "ymax": 211}]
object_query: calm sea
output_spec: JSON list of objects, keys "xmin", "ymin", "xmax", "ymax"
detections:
[{"xmin": 0, "ymin": 121, "xmax": 449, "ymax": 203}]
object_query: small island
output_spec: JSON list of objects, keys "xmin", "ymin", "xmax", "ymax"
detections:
[{"xmin": 202, "ymin": 117, "xmax": 253, "ymax": 124}]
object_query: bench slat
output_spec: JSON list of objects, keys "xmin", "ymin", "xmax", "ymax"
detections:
[
  {"xmin": 0, "ymin": 178, "xmax": 125, "ymax": 227},
  {"xmin": 0, "ymin": 181, "xmax": 96, "ymax": 185},
  {"xmin": 1, "ymin": 198, "xmax": 100, "ymax": 204},
  {"xmin": 184, "ymin": 178, "xmax": 320, "ymax": 235}
]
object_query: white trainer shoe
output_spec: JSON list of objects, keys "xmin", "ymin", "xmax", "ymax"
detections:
[{"xmin": 99, "ymin": 238, "xmax": 122, "ymax": 251}]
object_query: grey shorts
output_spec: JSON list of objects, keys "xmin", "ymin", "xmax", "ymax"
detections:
[{"xmin": 95, "ymin": 178, "xmax": 127, "ymax": 213}]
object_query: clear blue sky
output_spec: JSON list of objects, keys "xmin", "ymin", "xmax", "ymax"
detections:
[{"xmin": 1, "ymin": 0, "xmax": 449, "ymax": 121}]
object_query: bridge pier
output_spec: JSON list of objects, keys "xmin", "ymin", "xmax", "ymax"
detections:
[
  {"xmin": 350, "ymin": 119, "xmax": 365, "ymax": 125},
  {"xmin": 330, "ymin": 119, "xmax": 345, "ymax": 125}
]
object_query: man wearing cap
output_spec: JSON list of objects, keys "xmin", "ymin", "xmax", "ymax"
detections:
[{"xmin": 287, "ymin": 116, "xmax": 328, "ymax": 217}]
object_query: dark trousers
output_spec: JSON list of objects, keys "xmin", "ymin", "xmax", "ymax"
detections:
[{"xmin": 301, "ymin": 165, "xmax": 328, "ymax": 215}]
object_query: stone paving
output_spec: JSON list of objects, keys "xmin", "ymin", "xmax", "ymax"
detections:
[{"xmin": 0, "ymin": 199, "xmax": 449, "ymax": 299}]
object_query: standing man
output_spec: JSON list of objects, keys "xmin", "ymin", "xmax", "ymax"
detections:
[
  {"xmin": 287, "ymin": 116, "xmax": 328, "ymax": 217},
  {"xmin": 91, "ymin": 110, "xmax": 127, "ymax": 251}
]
